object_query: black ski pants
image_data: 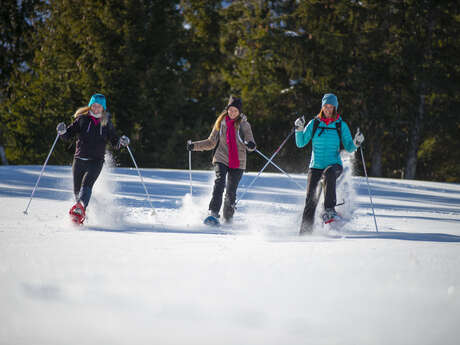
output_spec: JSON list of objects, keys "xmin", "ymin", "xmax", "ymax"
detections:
[
  {"xmin": 209, "ymin": 162, "xmax": 244, "ymax": 220},
  {"xmin": 72, "ymin": 158, "xmax": 104, "ymax": 208},
  {"xmin": 300, "ymin": 164, "xmax": 343, "ymax": 234}
]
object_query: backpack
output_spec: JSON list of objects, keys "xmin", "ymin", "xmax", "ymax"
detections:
[{"xmin": 311, "ymin": 117, "xmax": 344, "ymax": 151}]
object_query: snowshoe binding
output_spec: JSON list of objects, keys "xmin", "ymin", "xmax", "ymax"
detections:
[{"xmin": 69, "ymin": 202, "xmax": 86, "ymax": 225}]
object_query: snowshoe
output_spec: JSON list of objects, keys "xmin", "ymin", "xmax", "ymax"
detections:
[
  {"xmin": 321, "ymin": 208, "xmax": 338, "ymax": 224},
  {"xmin": 204, "ymin": 211, "xmax": 220, "ymax": 226},
  {"xmin": 204, "ymin": 215, "xmax": 220, "ymax": 226},
  {"xmin": 69, "ymin": 202, "xmax": 86, "ymax": 225}
]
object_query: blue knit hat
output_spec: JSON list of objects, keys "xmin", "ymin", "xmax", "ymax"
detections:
[
  {"xmin": 88, "ymin": 93, "xmax": 107, "ymax": 110},
  {"xmin": 321, "ymin": 93, "xmax": 338, "ymax": 109}
]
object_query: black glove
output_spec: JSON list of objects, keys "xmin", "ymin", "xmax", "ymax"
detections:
[
  {"xmin": 246, "ymin": 141, "xmax": 256, "ymax": 150},
  {"xmin": 187, "ymin": 141, "xmax": 194, "ymax": 151}
]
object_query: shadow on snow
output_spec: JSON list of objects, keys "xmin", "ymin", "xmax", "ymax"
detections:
[{"xmin": 328, "ymin": 229, "xmax": 460, "ymax": 243}]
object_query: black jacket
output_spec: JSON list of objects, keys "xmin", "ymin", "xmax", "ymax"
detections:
[{"xmin": 61, "ymin": 114, "xmax": 119, "ymax": 160}]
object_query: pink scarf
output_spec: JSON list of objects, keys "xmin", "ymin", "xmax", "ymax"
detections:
[
  {"xmin": 320, "ymin": 114, "xmax": 340, "ymax": 126},
  {"xmin": 225, "ymin": 116, "xmax": 240, "ymax": 169},
  {"xmin": 89, "ymin": 115, "xmax": 101, "ymax": 126}
]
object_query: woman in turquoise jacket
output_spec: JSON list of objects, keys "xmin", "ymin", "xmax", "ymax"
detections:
[{"xmin": 295, "ymin": 93, "xmax": 364, "ymax": 234}]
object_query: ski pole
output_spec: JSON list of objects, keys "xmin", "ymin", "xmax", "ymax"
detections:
[
  {"xmin": 187, "ymin": 140, "xmax": 193, "ymax": 196},
  {"xmin": 24, "ymin": 133, "xmax": 60, "ymax": 215},
  {"xmin": 126, "ymin": 145, "xmax": 156, "ymax": 215},
  {"xmin": 235, "ymin": 129, "xmax": 294, "ymax": 207},
  {"xmin": 253, "ymin": 147, "xmax": 304, "ymax": 191},
  {"xmin": 359, "ymin": 143, "xmax": 378, "ymax": 232}
]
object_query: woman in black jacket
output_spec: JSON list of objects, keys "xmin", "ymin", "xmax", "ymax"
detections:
[{"xmin": 57, "ymin": 93, "xmax": 129, "ymax": 223}]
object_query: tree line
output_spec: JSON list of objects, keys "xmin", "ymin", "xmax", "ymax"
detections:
[{"xmin": 1, "ymin": 0, "xmax": 458, "ymax": 182}]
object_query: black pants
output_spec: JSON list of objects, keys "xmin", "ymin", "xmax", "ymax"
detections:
[
  {"xmin": 209, "ymin": 162, "xmax": 244, "ymax": 220},
  {"xmin": 300, "ymin": 164, "xmax": 343, "ymax": 234},
  {"xmin": 72, "ymin": 158, "xmax": 104, "ymax": 208}
]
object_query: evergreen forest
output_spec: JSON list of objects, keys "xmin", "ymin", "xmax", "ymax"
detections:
[{"xmin": 1, "ymin": 0, "xmax": 459, "ymax": 181}]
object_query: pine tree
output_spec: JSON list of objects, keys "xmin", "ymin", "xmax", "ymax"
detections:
[
  {"xmin": 3, "ymin": 0, "xmax": 189, "ymax": 166},
  {"xmin": 0, "ymin": 0, "xmax": 43, "ymax": 164}
]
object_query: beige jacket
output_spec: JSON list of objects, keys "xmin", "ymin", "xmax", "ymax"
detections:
[{"xmin": 192, "ymin": 114, "xmax": 256, "ymax": 170}]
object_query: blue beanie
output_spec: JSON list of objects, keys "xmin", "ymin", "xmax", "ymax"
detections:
[
  {"xmin": 88, "ymin": 93, "xmax": 107, "ymax": 110},
  {"xmin": 321, "ymin": 93, "xmax": 338, "ymax": 109}
]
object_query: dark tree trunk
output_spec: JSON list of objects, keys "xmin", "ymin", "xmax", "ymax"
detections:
[
  {"xmin": 405, "ymin": 92, "xmax": 425, "ymax": 179},
  {"xmin": 404, "ymin": 4, "xmax": 434, "ymax": 180},
  {"xmin": 0, "ymin": 129, "xmax": 8, "ymax": 165},
  {"xmin": 0, "ymin": 146, "xmax": 7, "ymax": 165},
  {"xmin": 370, "ymin": 138, "xmax": 382, "ymax": 177}
]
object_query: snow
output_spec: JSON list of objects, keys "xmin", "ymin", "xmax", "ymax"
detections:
[{"xmin": 1, "ymin": 155, "xmax": 460, "ymax": 345}]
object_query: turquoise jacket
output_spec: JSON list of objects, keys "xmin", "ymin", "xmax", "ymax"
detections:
[{"xmin": 295, "ymin": 116, "xmax": 357, "ymax": 169}]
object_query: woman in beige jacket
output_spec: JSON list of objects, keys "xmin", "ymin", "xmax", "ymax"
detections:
[{"xmin": 187, "ymin": 96, "xmax": 256, "ymax": 223}]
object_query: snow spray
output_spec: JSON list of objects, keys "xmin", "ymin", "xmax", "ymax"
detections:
[{"xmin": 88, "ymin": 152, "xmax": 124, "ymax": 226}]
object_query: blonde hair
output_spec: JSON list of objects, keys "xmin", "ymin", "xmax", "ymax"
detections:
[
  {"xmin": 317, "ymin": 107, "xmax": 337, "ymax": 119},
  {"xmin": 74, "ymin": 106, "xmax": 108, "ymax": 126},
  {"xmin": 213, "ymin": 110, "xmax": 242, "ymax": 131}
]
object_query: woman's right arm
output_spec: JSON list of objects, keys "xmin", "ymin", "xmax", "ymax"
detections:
[
  {"xmin": 295, "ymin": 119, "xmax": 314, "ymax": 148},
  {"xmin": 60, "ymin": 118, "xmax": 81, "ymax": 141},
  {"xmin": 192, "ymin": 129, "xmax": 219, "ymax": 151}
]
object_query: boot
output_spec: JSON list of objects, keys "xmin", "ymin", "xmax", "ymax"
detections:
[
  {"xmin": 299, "ymin": 221, "xmax": 313, "ymax": 235},
  {"xmin": 223, "ymin": 200, "xmax": 235, "ymax": 223},
  {"xmin": 208, "ymin": 210, "xmax": 220, "ymax": 219},
  {"xmin": 321, "ymin": 208, "xmax": 337, "ymax": 223}
]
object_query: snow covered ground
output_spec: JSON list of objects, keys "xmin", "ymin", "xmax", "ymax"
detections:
[{"xmin": 1, "ymin": 156, "xmax": 459, "ymax": 345}]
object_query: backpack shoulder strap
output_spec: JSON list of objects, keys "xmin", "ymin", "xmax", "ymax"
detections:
[
  {"xmin": 335, "ymin": 120, "xmax": 344, "ymax": 150},
  {"xmin": 312, "ymin": 118, "xmax": 320, "ymax": 138},
  {"xmin": 335, "ymin": 120, "xmax": 342, "ymax": 135}
]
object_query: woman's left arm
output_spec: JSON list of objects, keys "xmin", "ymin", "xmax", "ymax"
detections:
[
  {"xmin": 341, "ymin": 122, "xmax": 357, "ymax": 152},
  {"xmin": 241, "ymin": 118, "xmax": 256, "ymax": 151},
  {"xmin": 107, "ymin": 122, "xmax": 120, "ymax": 148}
]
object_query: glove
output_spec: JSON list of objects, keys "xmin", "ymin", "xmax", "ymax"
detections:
[
  {"xmin": 294, "ymin": 116, "xmax": 305, "ymax": 131},
  {"xmin": 246, "ymin": 141, "xmax": 256, "ymax": 150},
  {"xmin": 354, "ymin": 128, "xmax": 364, "ymax": 147},
  {"xmin": 56, "ymin": 122, "xmax": 67, "ymax": 135},
  {"xmin": 119, "ymin": 135, "xmax": 130, "ymax": 147},
  {"xmin": 187, "ymin": 140, "xmax": 194, "ymax": 151}
]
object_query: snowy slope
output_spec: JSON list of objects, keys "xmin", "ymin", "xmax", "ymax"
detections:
[{"xmin": 1, "ymin": 159, "xmax": 459, "ymax": 345}]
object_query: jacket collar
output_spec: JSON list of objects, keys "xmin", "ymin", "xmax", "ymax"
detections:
[{"xmin": 319, "ymin": 114, "xmax": 340, "ymax": 125}]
